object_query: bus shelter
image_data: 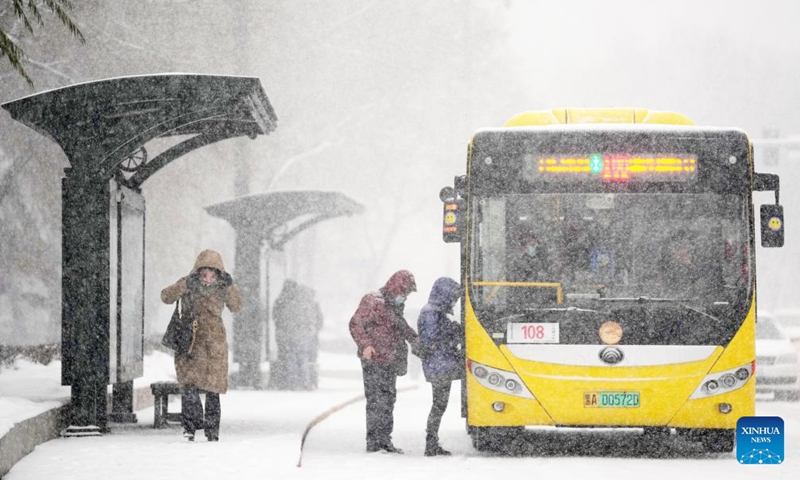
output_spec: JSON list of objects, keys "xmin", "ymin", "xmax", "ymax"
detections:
[
  {"xmin": 1, "ymin": 74, "xmax": 277, "ymax": 433},
  {"xmin": 205, "ymin": 191, "xmax": 364, "ymax": 388}
]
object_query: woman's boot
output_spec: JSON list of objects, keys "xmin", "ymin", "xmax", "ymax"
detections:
[{"xmin": 425, "ymin": 434, "xmax": 451, "ymax": 456}]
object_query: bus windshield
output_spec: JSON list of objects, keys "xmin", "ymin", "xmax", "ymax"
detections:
[{"xmin": 470, "ymin": 192, "xmax": 751, "ymax": 312}]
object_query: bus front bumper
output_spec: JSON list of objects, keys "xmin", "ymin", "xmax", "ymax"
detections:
[{"xmin": 466, "ymin": 370, "xmax": 755, "ymax": 430}]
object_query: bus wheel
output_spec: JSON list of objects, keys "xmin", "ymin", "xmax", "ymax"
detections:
[
  {"xmin": 699, "ymin": 429, "xmax": 735, "ymax": 453},
  {"xmin": 469, "ymin": 426, "xmax": 495, "ymax": 451},
  {"xmin": 470, "ymin": 426, "xmax": 524, "ymax": 452}
]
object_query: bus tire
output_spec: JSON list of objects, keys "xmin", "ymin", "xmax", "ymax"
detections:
[
  {"xmin": 642, "ymin": 427, "xmax": 670, "ymax": 438},
  {"xmin": 699, "ymin": 429, "xmax": 735, "ymax": 453},
  {"xmin": 470, "ymin": 426, "xmax": 493, "ymax": 451},
  {"xmin": 470, "ymin": 426, "xmax": 524, "ymax": 452}
]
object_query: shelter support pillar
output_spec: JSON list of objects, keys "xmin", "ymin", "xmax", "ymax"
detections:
[
  {"xmin": 231, "ymin": 234, "xmax": 264, "ymax": 388},
  {"xmin": 109, "ymin": 381, "xmax": 137, "ymax": 423},
  {"xmin": 68, "ymin": 379, "xmax": 107, "ymax": 435},
  {"xmin": 61, "ymin": 175, "xmax": 111, "ymax": 432}
]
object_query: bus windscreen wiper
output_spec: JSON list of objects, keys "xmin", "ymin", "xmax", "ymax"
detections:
[
  {"xmin": 596, "ymin": 297, "xmax": 725, "ymax": 321},
  {"xmin": 597, "ymin": 296, "xmax": 688, "ymax": 303}
]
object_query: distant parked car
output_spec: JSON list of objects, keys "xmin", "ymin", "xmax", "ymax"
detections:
[
  {"xmin": 756, "ymin": 313, "xmax": 800, "ymax": 401},
  {"xmin": 774, "ymin": 310, "xmax": 800, "ymax": 343}
]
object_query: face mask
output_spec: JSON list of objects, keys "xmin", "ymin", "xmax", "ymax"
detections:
[
  {"xmin": 394, "ymin": 296, "xmax": 406, "ymax": 305},
  {"xmin": 526, "ymin": 245, "xmax": 538, "ymax": 257}
]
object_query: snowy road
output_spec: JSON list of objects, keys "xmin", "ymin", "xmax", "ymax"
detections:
[{"xmin": 4, "ymin": 372, "xmax": 797, "ymax": 480}]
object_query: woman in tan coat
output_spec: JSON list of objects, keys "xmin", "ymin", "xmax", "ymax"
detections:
[{"xmin": 161, "ymin": 250, "xmax": 242, "ymax": 442}]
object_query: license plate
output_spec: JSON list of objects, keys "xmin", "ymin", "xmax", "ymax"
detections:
[
  {"xmin": 507, "ymin": 322, "xmax": 559, "ymax": 343},
  {"xmin": 583, "ymin": 391, "xmax": 640, "ymax": 408}
]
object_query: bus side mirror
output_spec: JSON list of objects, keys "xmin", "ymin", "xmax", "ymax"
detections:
[
  {"xmin": 761, "ymin": 204, "xmax": 784, "ymax": 248},
  {"xmin": 754, "ymin": 172, "xmax": 780, "ymax": 204},
  {"xmin": 754, "ymin": 172, "xmax": 779, "ymax": 192}
]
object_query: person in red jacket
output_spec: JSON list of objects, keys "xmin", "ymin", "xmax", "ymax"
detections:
[{"xmin": 349, "ymin": 270, "xmax": 418, "ymax": 453}]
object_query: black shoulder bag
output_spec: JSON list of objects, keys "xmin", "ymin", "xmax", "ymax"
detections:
[{"xmin": 161, "ymin": 298, "xmax": 198, "ymax": 356}]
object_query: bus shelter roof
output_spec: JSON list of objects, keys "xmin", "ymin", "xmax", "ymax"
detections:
[
  {"xmin": 206, "ymin": 190, "xmax": 364, "ymax": 250},
  {"xmin": 1, "ymin": 74, "xmax": 277, "ymax": 186}
]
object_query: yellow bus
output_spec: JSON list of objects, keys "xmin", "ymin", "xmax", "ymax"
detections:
[{"xmin": 439, "ymin": 108, "xmax": 785, "ymax": 453}]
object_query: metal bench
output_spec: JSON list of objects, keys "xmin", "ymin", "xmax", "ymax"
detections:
[
  {"xmin": 150, "ymin": 382, "xmax": 213, "ymax": 428},
  {"xmin": 150, "ymin": 382, "xmax": 184, "ymax": 428}
]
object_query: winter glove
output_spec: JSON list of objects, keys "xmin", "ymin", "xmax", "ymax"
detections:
[
  {"xmin": 217, "ymin": 271, "xmax": 233, "ymax": 288},
  {"xmin": 410, "ymin": 340, "xmax": 433, "ymax": 360},
  {"xmin": 186, "ymin": 271, "xmax": 203, "ymax": 291}
]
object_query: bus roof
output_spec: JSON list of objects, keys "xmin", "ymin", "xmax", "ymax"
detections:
[{"xmin": 503, "ymin": 108, "xmax": 694, "ymax": 127}]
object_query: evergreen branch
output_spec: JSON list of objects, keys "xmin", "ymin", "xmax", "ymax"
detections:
[
  {"xmin": 1, "ymin": 0, "xmax": 85, "ymax": 86},
  {"xmin": 25, "ymin": 0, "xmax": 44, "ymax": 26},
  {"xmin": 42, "ymin": 0, "xmax": 84, "ymax": 42},
  {"xmin": 11, "ymin": 0, "xmax": 34, "ymax": 34},
  {"xmin": 0, "ymin": 27, "xmax": 33, "ymax": 86}
]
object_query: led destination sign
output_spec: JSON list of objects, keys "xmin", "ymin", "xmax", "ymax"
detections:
[{"xmin": 523, "ymin": 154, "xmax": 697, "ymax": 183}]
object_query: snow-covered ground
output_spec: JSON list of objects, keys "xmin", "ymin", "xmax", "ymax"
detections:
[
  {"xmin": 0, "ymin": 350, "xmax": 180, "ymax": 439},
  {"xmin": 0, "ymin": 359, "xmax": 69, "ymax": 438},
  {"xmin": 1, "ymin": 351, "xmax": 798, "ymax": 479}
]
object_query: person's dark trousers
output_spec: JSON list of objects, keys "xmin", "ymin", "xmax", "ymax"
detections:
[
  {"xmin": 203, "ymin": 392, "xmax": 221, "ymax": 439},
  {"xmin": 361, "ymin": 359, "xmax": 397, "ymax": 449},
  {"xmin": 181, "ymin": 386, "xmax": 221, "ymax": 439},
  {"xmin": 426, "ymin": 380, "xmax": 452, "ymax": 442},
  {"xmin": 181, "ymin": 386, "xmax": 204, "ymax": 433}
]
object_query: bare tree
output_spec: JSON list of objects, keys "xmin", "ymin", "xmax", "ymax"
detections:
[{"xmin": 0, "ymin": 0, "xmax": 84, "ymax": 86}]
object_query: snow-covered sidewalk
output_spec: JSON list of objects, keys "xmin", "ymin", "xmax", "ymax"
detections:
[{"xmin": 0, "ymin": 350, "xmax": 181, "ymax": 439}]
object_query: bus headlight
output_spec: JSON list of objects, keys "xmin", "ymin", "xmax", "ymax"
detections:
[
  {"xmin": 735, "ymin": 367, "xmax": 750, "ymax": 381},
  {"xmin": 689, "ymin": 361, "xmax": 754, "ymax": 399},
  {"xmin": 468, "ymin": 359, "xmax": 534, "ymax": 399},
  {"xmin": 720, "ymin": 374, "xmax": 737, "ymax": 388}
]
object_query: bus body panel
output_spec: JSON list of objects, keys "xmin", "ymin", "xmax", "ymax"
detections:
[
  {"xmin": 465, "ymin": 301, "xmax": 756, "ymax": 428},
  {"xmin": 502, "ymin": 108, "xmax": 695, "ymax": 127},
  {"xmin": 466, "ymin": 374, "xmax": 555, "ymax": 426},
  {"xmin": 669, "ymin": 381, "xmax": 755, "ymax": 429},
  {"xmin": 707, "ymin": 303, "xmax": 756, "ymax": 372},
  {"xmin": 668, "ymin": 303, "xmax": 756, "ymax": 429},
  {"xmin": 501, "ymin": 347, "xmax": 720, "ymax": 426},
  {"xmin": 463, "ymin": 288, "xmax": 515, "ymax": 371}
]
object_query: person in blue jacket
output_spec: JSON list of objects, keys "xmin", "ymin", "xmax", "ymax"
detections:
[{"xmin": 416, "ymin": 277, "xmax": 462, "ymax": 456}]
